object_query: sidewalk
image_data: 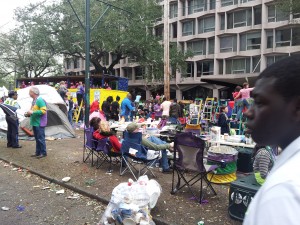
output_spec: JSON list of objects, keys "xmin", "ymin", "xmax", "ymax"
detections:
[{"xmin": 0, "ymin": 131, "xmax": 241, "ymax": 225}]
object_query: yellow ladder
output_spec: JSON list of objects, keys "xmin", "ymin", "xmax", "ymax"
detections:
[
  {"xmin": 195, "ymin": 99, "xmax": 203, "ymax": 125},
  {"xmin": 201, "ymin": 98, "xmax": 215, "ymax": 122},
  {"xmin": 73, "ymin": 100, "xmax": 84, "ymax": 123}
]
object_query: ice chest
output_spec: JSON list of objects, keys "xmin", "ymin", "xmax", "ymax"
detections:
[{"xmin": 228, "ymin": 174, "xmax": 260, "ymax": 221}]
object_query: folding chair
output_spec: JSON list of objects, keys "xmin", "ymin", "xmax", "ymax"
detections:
[
  {"xmin": 120, "ymin": 131, "xmax": 160, "ymax": 180},
  {"xmin": 101, "ymin": 138, "xmax": 122, "ymax": 172},
  {"xmin": 94, "ymin": 138, "xmax": 111, "ymax": 169},
  {"xmin": 171, "ymin": 132, "xmax": 220, "ymax": 203},
  {"xmin": 83, "ymin": 127, "xmax": 97, "ymax": 166}
]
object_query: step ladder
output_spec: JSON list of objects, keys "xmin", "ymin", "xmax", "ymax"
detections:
[
  {"xmin": 200, "ymin": 98, "xmax": 215, "ymax": 132},
  {"xmin": 73, "ymin": 100, "xmax": 84, "ymax": 123}
]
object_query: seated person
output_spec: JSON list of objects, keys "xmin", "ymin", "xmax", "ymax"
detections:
[
  {"xmin": 217, "ymin": 106, "xmax": 231, "ymax": 135},
  {"xmin": 126, "ymin": 123, "xmax": 174, "ymax": 173},
  {"xmin": 89, "ymin": 117, "xmax": 121, "ymax": 153},
  {"xmin": 252, "ymin": 145, "xmax": 276, "ymax": 185}
]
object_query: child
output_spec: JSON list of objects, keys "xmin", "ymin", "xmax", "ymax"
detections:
[
  {"xmin": 217, "ymin": 106, "xmax": 231, "ymax": 135},
  {"xmin": 252, "ymin": 145, "xmax": 276, "ymax": 185}
]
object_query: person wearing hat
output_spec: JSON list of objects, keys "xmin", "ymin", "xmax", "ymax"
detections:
[
  {"xmin": 3, "ymin": 91, "xmax": 21, "ymax": 148},
  {"xmin": 4, "ymin": 91, "xmax": 20, "ymax": 109},
  {"xmin": 126, "ymin": 123, "xmax": 174, "ymax": 173}
]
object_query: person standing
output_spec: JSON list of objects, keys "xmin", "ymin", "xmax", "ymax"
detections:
[
  {"xmin": 76, "ymin": 81, "xmax": 85, "ymax": 107},
  {"xmin": 57, "ymin": 81, "xmax": 68, "ymax": 100},
  {"xmin": 64, "ymin": 95, "xmax": 74, "ymax": 125},
  {"xmin": 153, "ymin": 100, "xmax": 162, "ymax": 120},
  {"xmin": 26, "ymin": 87, "xmax": 47, "ymax": 158},
  {"xmin": 111, "ymin": 96, "xmax": 120, "ymax": 121},
  {"xmin": 160, "ymin": 97, "xmax": 172, "ymax": 118},
  {"xmin": 101, "ymin": 96, "xmax": 113, "ymax": 120},
  {"xmin": 169, "ymin": 98, "xmax": 181, "ymax": 124},
  {"xmin": 234, "ymin": 82, "xmax": 254, "ymax": 120},
  {"xmin": 243, "ymin": 55, "xmax": 300, "ymax": 225},
  {"xmin": 3, "ymin": 91, "xmax": 21, "ymax": 148},
  {"xmin": 120, "ymin": 93, "xmax": 135, "ymax": 122}
]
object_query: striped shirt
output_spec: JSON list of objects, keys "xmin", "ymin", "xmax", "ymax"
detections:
[
  {"xmin": 253, "ymin": 148, "xmax": 274, "ymax": 179},
  {"xmin": 30, "ymin": 96, "xmax": 47, "ymax": 127}
]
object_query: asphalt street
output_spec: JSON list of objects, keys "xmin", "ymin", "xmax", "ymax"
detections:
[{"xmin": 0, "ymin": 160, "xmax": 105, "ymax": 225}]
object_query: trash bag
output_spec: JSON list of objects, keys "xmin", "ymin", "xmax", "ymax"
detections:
[{"xmin": 98, "ymin": 176, "xmax": 160, "ymax": 225}]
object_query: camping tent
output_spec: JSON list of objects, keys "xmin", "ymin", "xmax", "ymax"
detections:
[
  {"xmin": 0, "ymin": 85, "xmax": 75, "ymax": 139},
  {"xmin": 0, "ymin": 86, "xmax": 8, "ymax": 98}
]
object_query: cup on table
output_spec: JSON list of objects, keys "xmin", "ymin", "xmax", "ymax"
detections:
[{"xmin": 224, "ymin": 133, "xmax": 229, "ymax": 140}]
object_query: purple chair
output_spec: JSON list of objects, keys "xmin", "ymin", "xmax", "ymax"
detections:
[
  {"xmin": 100, "ymin": 137, "xmax": 121, "ymax": 172},
  {"xmin": 84, "ymin": 127, "xmax": 97, "ymax": 166},
  {"xmin": 171, "ymin": 132, "xmax": 219, "ymax": 203}
]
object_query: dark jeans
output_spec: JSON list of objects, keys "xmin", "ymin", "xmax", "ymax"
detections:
[
  {"xmin": 6, "ymin": 116, "xmax": 19, "ymax": 147},
  {"xmin": 76, "ymin": 93, "xmax": 83, "ymax": 107},
  {"xmin": 33, "ymin": 126, "xmax": 47, "ymax": 156},
  {"xmin": 68, "ymin": 110, "xmax": 73, "ymax": 125}
]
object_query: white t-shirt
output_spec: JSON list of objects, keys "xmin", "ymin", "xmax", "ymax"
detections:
[
  {"xmin": 160, "ymin": 101, "xmax": 172, "ymax": 116},
  {"xmin": 243, "ymin": 136, "xmax": 300, "ymax": 225}
]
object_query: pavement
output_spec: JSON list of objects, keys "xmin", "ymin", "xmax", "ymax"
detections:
[
  {"xmin": 0, "ymin": 131, "xmax": 241, "ymax": 225},
  {"xmin": 0, "ymin": 160, "xmax": 105, "ymax": 225}
]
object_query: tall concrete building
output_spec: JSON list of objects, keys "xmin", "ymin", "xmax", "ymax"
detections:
[{"xmin": 64, "ymin": 0, "xmax": 300, "ymax": 100}]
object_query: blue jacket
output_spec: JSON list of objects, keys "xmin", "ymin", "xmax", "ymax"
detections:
[{"xmin": 120, "ymin": 98, "xmax": 134, "ymax": 117}]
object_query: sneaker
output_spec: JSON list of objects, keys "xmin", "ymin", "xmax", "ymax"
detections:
[
  {"xmin": 36, "ymin": 154, "xmax": 47, "ymax": 159},
  {"xmin": 12, "ymin": 145, "xmax": 22, "ymax": 148},
  {"xmin": 162, "ymin": 169, "xmax": 172, "ymax": 173},
  {"xmin": 30, "ymin": 154, "xmax": 38, "ymax": 157}
]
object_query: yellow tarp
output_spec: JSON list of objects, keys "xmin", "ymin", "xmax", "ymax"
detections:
[{"xmin": 68, "ymin": 89, "xmax": 128, "ymax": 108}]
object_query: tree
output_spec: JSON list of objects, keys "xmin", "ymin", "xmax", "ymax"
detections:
[
  {"xmin": 13, "ymin": 0, "xmax": 191, "ymax": 81},
  {"xmin": 274, "ymin": 0, "xmax": 300, "ymax": 14},
  {"xmin": 0, "ymin": 17, "xmax": 63, "ymax": 79}
]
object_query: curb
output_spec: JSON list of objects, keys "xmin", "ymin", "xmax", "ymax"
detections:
[{"xmin": 0, "ymin": 156, "xmax": 173, "ymax": 225}]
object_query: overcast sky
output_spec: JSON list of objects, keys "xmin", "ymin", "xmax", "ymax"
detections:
[{"xmin": 0, "ymin": 0, "xmax": 43, "ymax": 32}]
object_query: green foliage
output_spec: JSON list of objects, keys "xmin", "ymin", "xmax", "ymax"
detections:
[
  {"xmin": 274, "ymin": 0, "xmax": 300, "ymax": 14},
  {"xmin": 3, "ymin": 0, "xmax": 190, "ymax": 83}
]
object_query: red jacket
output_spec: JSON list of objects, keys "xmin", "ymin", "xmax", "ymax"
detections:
[{"xmin": 93, "ymin": 130, "xmax": 121, "ymax": 153}]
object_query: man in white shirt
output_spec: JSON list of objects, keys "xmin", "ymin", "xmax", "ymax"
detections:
[
  {"xmin": 160, "ymin": 97, "xmax": 172, "ymax": 118},
  {"xmin": 243, "ymin": 55, "xmax": 300, "ymax": 225}
]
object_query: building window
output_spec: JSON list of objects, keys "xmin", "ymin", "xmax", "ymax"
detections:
[
  {"xmin": 266, "ymin": 30, "xmax": 273, "ymax": 48},
  {"xmin": 188, "ymin": 0, "xmax": 207, "ymax": 15},
  {"xmin": 197, "ymin": 60, "xmax": 214, "ymax": 76},
  {"xmin": 268, "ymin": 5, "xmax": 289, "ymax": 22},
  {"xmin": 123, "ymin": 68, "xmax": 132, "ymax": 80},
  {"xmin": 198, "ymin": 16, "xmax": 215, "ymax": 33},
  {"xmin": 228, "ymin": 9, "xmax": 252, "ymax": 29},
  {"xmin": 218, "ymin": 59, "xmax": 224, "ymax": 74},
  {"xmin": 239, "ymin": 0, "xmax": 254, "ymax": 3},
  {"xmin": 185, "ymin": 62, "xmax": 194, "ymax": 77},
  {"xmin": 135, "ymin": 67, "xmax": 144, "ymax": 80},
  {"xmin": 292, "ymin": 27, "xmax": 300, "ymax": 46},
  {"xmin": 252, "ymin": 56, "xmax": 260, "ymax": 73},
  {"xmin": 170, "ymin": 3, "xmax": 178, "ymax": 18},
  {"xmin": 66, "ymin": 59, "xmax": 72, "ymax": 69},
  {"xmin": 187, "ymin": 40, "xmax": 206, "ymax": 55},
  {"xmin": 266, "ymin": 55, "xmax": 289, "ymax": 67},
  {"xmin": 172, "ymin": 22, "xmax": 177, "ymax": 38},
  {"xmin": 220, "ymin": 14, "xmax": 225, "ymax": 30},
  {"xmin": 240, "ymin": 32, "xmax": 261, "ymax": 51},
  {"xmin": 293, "ymin": 13, "xmax": 300, "ymax": 19},
  {"xmin": 276, "ymin": 29, "xmax": 291, "ymax": 47},
  {"xmin": 254, "ymin": 6, "xmax": 262, "ymax": 25},
  {"xmin": 182, "ymin": 20, "xmax": 194, "ymax": 36},
  {"xmin": 226, "ymin": 58, "xmax": 250, "ymax": 74},
  {"xmin": 210, "ymin": 0, "xmax": 216, "ymax": 10},
  {"xmin": 74, "ymin": 57, "xmax": 80, "ymax": 69},
  {"xmin": 220, "ymin": 36, "xmax": 237, "ymax": 52},
  {"xmin": 208, "ymin": 38, "xmax": 215, "ymax": 54},
  {"xmin": 155, "ymin": 26, "xmax": 163, "ymax": 38},
  {"xmin": 221, "ymin": 0, "xmax": 238, "ymax": 7},
  {"xmin": 182, "ymin": 1, "xmax": 186, "ymax": 16}
]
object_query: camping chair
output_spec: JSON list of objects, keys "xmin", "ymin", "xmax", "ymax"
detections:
[
  {"xmin": 94, "ymin": 137, "xmax": 111, "ymax": 169},
  {"xmin": 101, "ymin": 138, "xmax": 122, "ymax": 172},
  {"xmin": 171, "ymin": 132, "xmax": 220, "ymax": 203},
  {"xmin": 120, "ymin": 131, "xmax": 160, "ymax": 180},
  {"xmin": 83, "ymin": 127, "xmax": 97, "ymax": 166}
]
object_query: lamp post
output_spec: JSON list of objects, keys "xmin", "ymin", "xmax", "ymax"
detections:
[{"xmin": 163, "ymin": 0, "xmax": 170, "ymax": 100}]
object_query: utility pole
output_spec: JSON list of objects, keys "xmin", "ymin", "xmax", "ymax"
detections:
[
  {"xmin": 84, "ymin": 0, "xmax": 91, "ymax": 128},
  {"xmin": 163, "ymin": 0, "xmax": 170, "ymax": 100}
]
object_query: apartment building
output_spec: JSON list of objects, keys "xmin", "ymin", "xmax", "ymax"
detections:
[{"xmin": 64, "ymin": 0, "xmax": 300, "ymax": 100}]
